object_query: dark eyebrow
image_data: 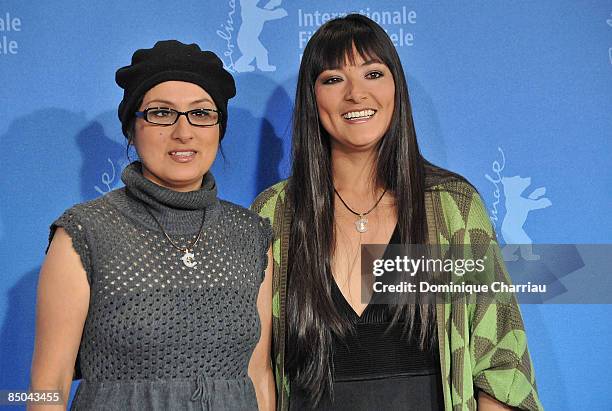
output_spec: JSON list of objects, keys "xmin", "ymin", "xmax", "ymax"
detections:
[
  {"xmin": 190, "ymin": 98, "xmax": 215, "ymax": 105},
  {"xmin": 144, "ymin": 99, "xmax": 174, "ymax": 106},
  {"xmin": 144, "ymin": 98, "xmax": 215, "ymax": 106}
]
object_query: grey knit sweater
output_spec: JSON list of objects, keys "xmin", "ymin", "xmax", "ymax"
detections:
[{"xmin": 50, "ymin": 162, "xmax": 271, "ymax": 410}]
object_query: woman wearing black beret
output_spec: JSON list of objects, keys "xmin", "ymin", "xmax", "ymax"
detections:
[{"xmin": 30, "ymin": 40, "xmax": 275, "ymax": 410}]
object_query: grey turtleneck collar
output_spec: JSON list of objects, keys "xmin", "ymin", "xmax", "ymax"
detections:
[{"xmin": 106, "ymin": 161, "xmax": 221, "ymax": 235}]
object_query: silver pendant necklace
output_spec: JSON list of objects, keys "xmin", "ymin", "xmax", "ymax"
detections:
[
  {"xmin": 143, "ymin": 207, "xmax": 205, "ymax": 268},
  {"xmin": 334, "ymin": 187, "xmax": 387, "ymax": 233}
]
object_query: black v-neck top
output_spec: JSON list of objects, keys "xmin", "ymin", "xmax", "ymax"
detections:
[{"xmin": 290, "ymin": 225, "xmax": 444, "ymax": 410}]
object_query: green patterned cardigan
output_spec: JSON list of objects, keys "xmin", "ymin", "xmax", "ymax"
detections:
[{"xmin": 251, "ymin": 178, "xmax": 543, "ymax": 411}]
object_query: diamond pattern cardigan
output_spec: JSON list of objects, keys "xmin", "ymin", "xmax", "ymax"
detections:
[{"xmin": 251, "ymin": 178, "xmax": 543, "ymax": 411}]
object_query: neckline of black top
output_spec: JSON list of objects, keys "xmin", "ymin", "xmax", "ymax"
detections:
[
  {"xmin": 329, "ymin": 223, "xmax": 441, "ymax": 381},
  {"xmin": 331, "ymin": 223, "xmax": 401, "ymax": 323}
]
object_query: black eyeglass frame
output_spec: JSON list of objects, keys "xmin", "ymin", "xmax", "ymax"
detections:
[{"xmin": 134, "ymin": 107, "xmax": 222, "ymax": 127}]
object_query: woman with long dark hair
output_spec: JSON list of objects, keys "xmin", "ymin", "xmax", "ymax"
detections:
[
  {"xmin": 30, "ymin": 40, "xmax": 274, "ymax": 410},
  {"xmin": 252, "ymin": 14, "xmax": 542, "ymax": 411}
]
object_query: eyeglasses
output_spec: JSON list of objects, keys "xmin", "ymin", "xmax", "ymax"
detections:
[{"xmin": 135, "ymin": 107, "xmax": 221, "ymax": 127}]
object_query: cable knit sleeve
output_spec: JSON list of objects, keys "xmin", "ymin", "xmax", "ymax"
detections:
[
  {"xmin": 48, "ymin": 207, "xmax": 93, "ymax": 285},
  {"xmin": 436, "ymin": 179, "xmax": 543, "ymax": 411},
  {"xmin": 466, "ymin": 191, "xmax": 542, "ymax": 411}
]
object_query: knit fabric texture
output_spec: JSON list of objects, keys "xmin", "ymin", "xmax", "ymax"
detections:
[{"xmin": 50, "ymin": 162, "xmax": 271, "ymax": 410}]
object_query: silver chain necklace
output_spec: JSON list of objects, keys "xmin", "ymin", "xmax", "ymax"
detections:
[
  {"xmin": 143, "ymin": 207, "xmax": 205, "ymax": 268},
  {"xmin": 334, "ymin": 187, "xmax": 387, "ymax": 233}
]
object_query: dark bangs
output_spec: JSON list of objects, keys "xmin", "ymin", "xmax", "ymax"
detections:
[{"xmin": 304, "ymin": 16, "xmax": 395, "ymax": 81}]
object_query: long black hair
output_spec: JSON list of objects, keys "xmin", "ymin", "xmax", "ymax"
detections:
[{"xmin": 286, "ymin": 14, "xmax": 464, "ymax": 404}]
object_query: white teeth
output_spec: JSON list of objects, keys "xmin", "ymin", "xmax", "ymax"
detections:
[
  {"xmin": 171, "ymin": 151, "xmax": 195, "ymax": 157},
  {"xmin": 343, "ymin": 109, "xmax": 376, "ymax": 119}
]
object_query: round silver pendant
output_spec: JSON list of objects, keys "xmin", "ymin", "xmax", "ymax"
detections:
[
  {"xmin": 355, "ymin": 216, "xmax": 368, "ymax": 233},
  {"xmin": 181, "ymin": 250, "xmax": 197, "ymax": 268}
]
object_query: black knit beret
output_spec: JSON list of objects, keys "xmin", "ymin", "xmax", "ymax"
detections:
[{"xmin": 116, "ymin": 40, "xmax": 236, "ymax": 139}]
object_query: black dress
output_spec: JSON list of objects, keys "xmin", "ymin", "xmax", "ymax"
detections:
[{"xmin": 290, "ymin": 226, "xmax": 445, "ymax": 411}]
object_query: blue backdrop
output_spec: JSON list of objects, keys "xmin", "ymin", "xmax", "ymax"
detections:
[{"xmin": 1, "ymin": 1, "xmax": 611, "ymax": 409}]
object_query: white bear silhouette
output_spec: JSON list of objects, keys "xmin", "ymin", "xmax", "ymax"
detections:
[
  {"xmin": 500, "ymin": 175, "xmax": 551, "ymax": 261},
  {"xmin": 234, "ymin": 0, "xmax": 288, "ymax": 72}
]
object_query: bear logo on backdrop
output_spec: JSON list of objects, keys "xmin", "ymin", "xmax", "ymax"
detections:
[
  {"xmin": 499, "ymin": 175, "xmax": 551, "ymax": 261},
  {"xmin": 484, "ymin": 147, "xmax": 552, "ymax": 261},
  {"xmin": 216, "ymin": 0, "xmax": 288, "ymax": 72},
  {"xmin": 484, "ymin": 147, "xmax": 589, "ymax": 302}
]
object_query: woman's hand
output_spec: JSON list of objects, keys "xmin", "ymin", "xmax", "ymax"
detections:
[
  {"xmin": 29, "ymin": 228, "xmax": 90, "ymax": 410},
  {"xmin": 248, "ymin": 247, "xmax": 276, "ymax": 411}
]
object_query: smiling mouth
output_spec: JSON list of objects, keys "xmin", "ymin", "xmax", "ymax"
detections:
[
  {"xmin": 342, "ymin": 109, "xmax": 377, "ymax": 120},
  {"xmin": 168, "ymin": 151, "xmax": 197, "ymax": 162},
  {"xmin": 169, "ymin": 151, "xmax": 196, "ymax": 157}
]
